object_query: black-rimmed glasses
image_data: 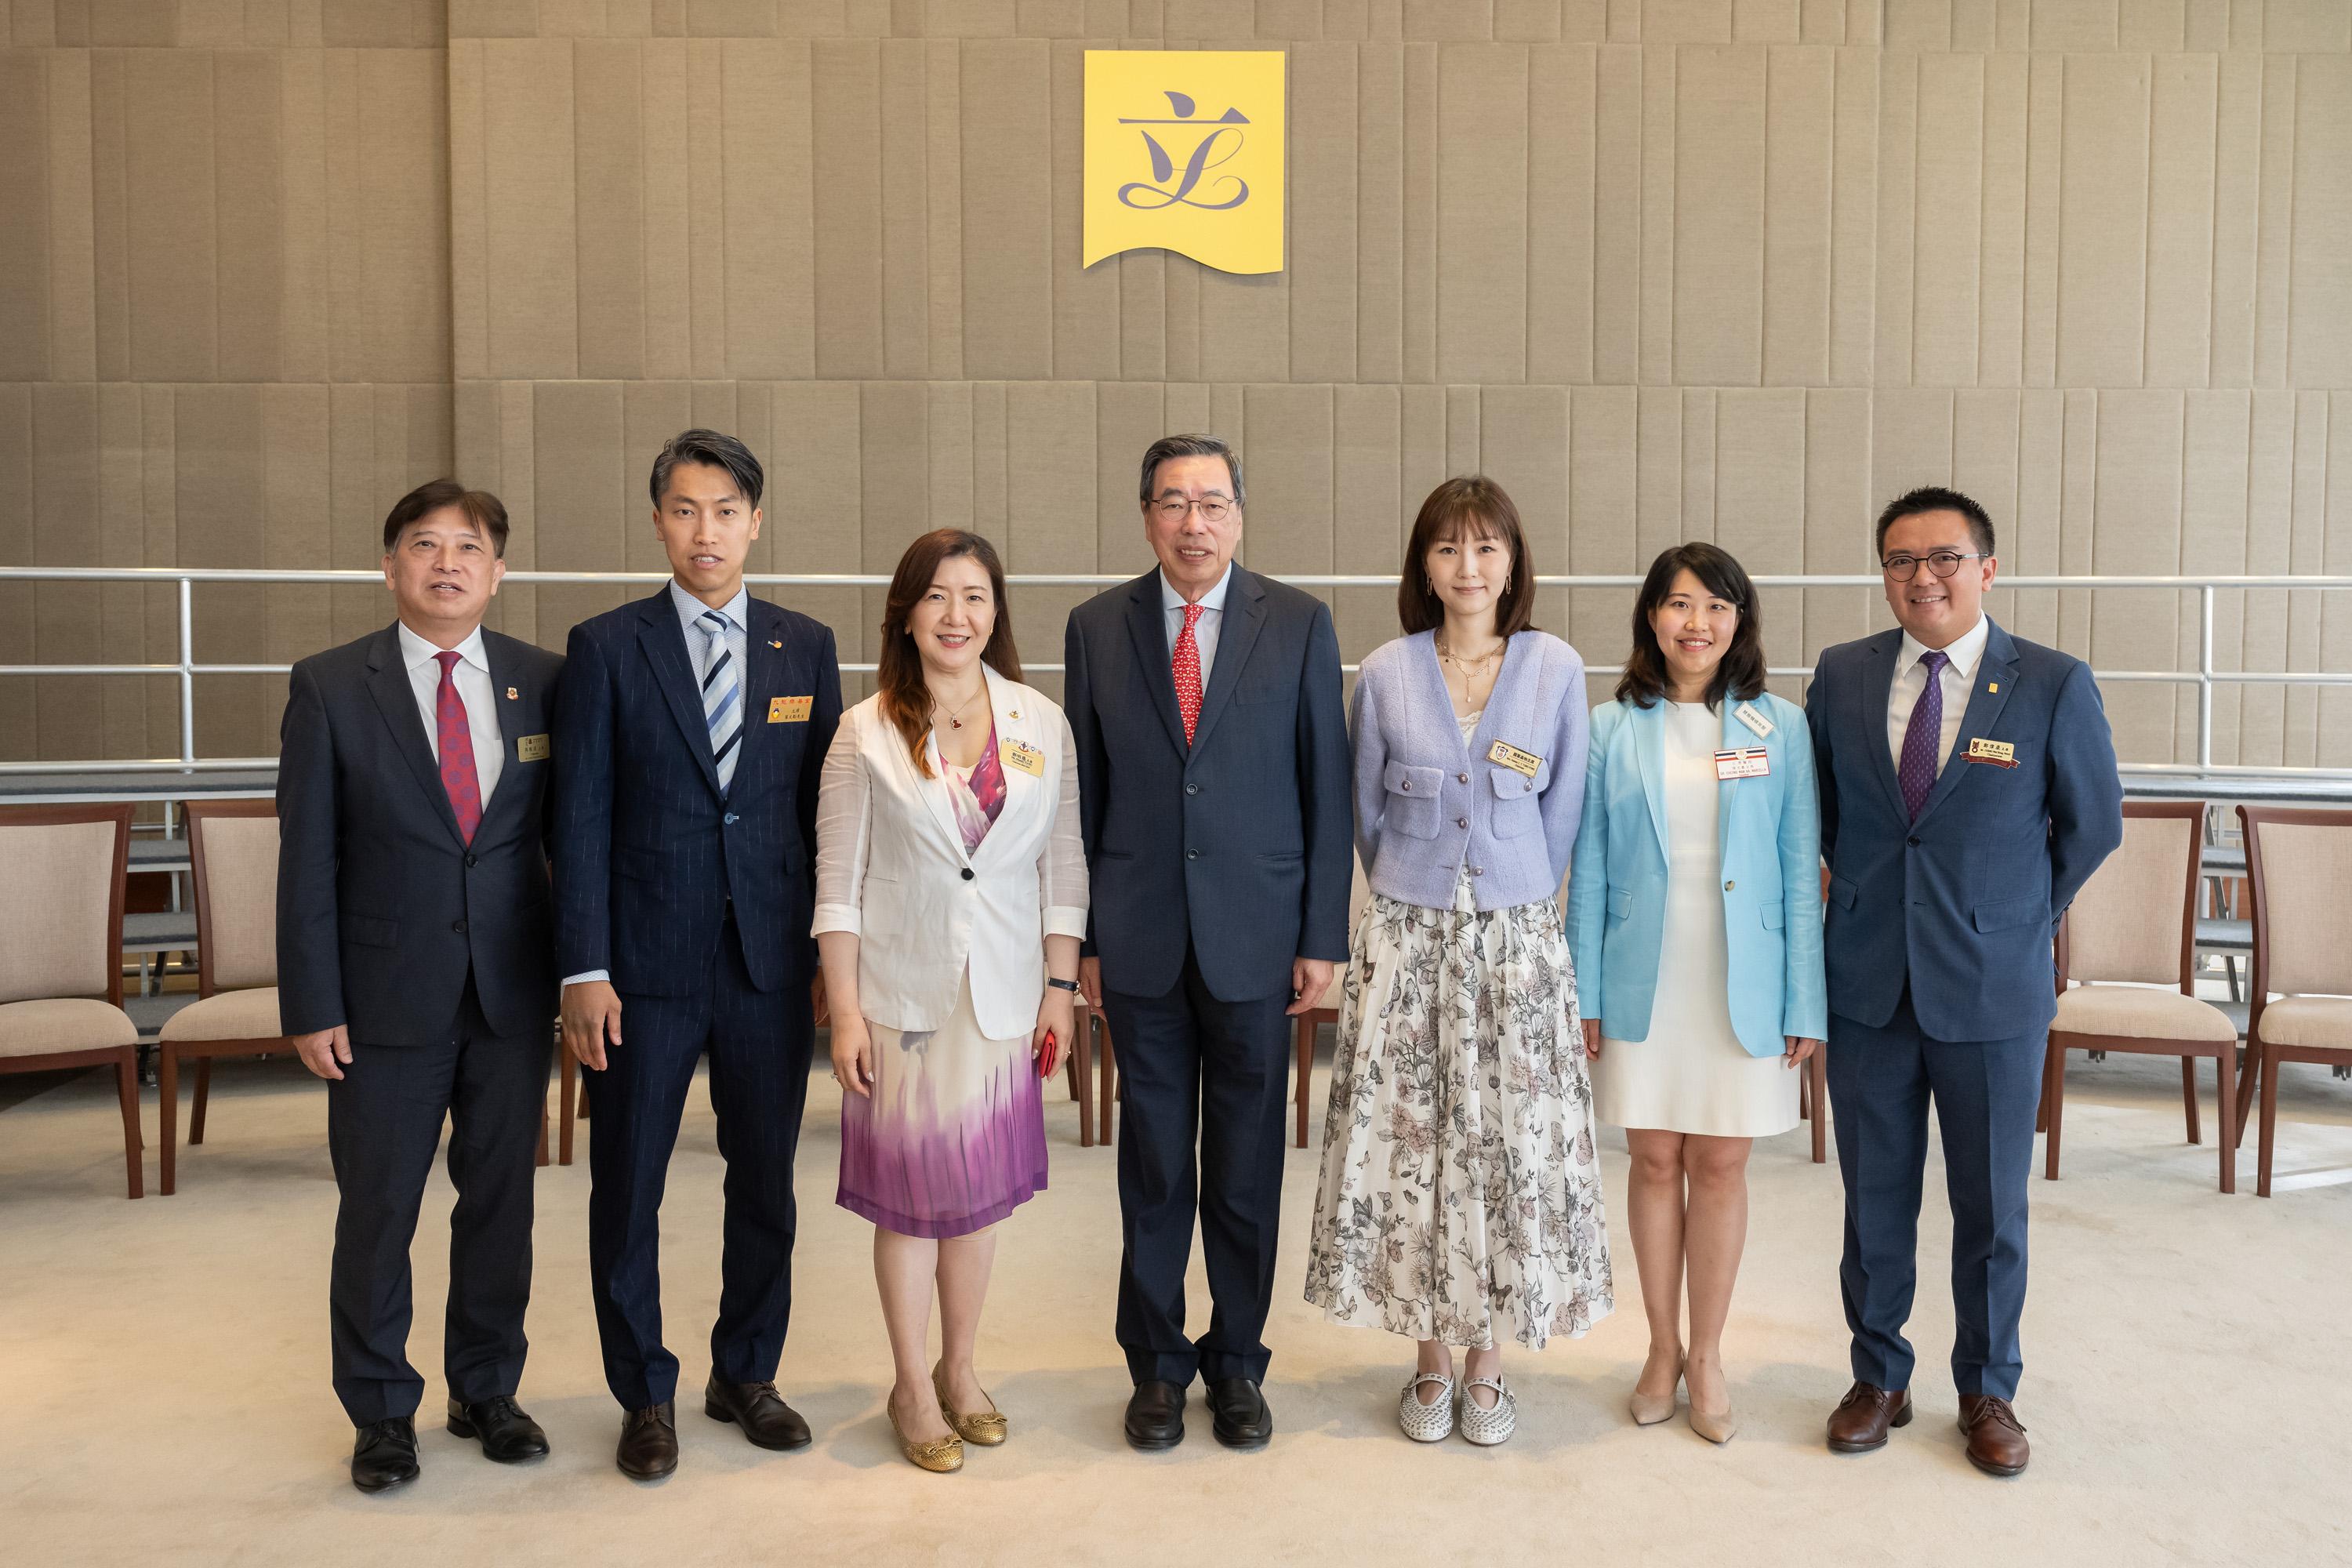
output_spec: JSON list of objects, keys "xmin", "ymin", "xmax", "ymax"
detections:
[{"xmin": 1881, "ymin": 550, "xmax": 1990, "ymax": 582}]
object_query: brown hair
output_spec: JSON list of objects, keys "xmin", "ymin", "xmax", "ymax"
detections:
[
  {"xmin": 877, "ymin": 529, "xmax": 1023, "ymax": 778},
  {"xmin": 381, "ymin": 477, "xmax": 510, "ymax": 557},
  {"xmin": 1397, "ymin": 475, "xmax": 1536, "ymax": 637},
  {"xmin": 1615, "ymin": 542, "xmax": 1766, "ymax": 711}
]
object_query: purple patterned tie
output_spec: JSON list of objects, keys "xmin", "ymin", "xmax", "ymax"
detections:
[{"xmin": 1899, "ymin": 648, "xmax": 1950, "ymax": 822}]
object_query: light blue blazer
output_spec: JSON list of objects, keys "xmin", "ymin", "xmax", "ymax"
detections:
[{"xmin": 1567, "ymin": 691, "xmax": 1828, "ymax": 1057}]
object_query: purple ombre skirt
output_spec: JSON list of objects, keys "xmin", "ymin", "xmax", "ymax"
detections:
[{"xmin": 837, "ymin": 974, "xmax": 1049, "ymax": 1239}]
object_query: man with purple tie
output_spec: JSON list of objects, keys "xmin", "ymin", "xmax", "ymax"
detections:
[{"xmin": 1805, "ymin": 488, "xmax": 2121, "ymax": 1477}]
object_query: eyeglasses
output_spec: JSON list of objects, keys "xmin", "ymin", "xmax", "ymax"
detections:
[
  {"xmin": 1151, "ymin": 495, "xmax": 1235, "ymax": 524},
  {"xmin": 1881, "ymin": 550, "xmax": 1991, "ymax": 582}
]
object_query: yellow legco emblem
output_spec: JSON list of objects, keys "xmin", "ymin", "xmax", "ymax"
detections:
[{"xmin": 1083, "ymin": 50, "xmax": 1285, "ymax": 275}]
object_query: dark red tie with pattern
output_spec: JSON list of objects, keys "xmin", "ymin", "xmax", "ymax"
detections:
[{"xmin": 434, "ymin": 649, "xmax": 483, "ymax": 844}]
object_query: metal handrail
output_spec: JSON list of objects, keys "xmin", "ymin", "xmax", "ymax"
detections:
[{"xmin": 4, "ymin": 566, "xmax": 2350, "ymax": 779}]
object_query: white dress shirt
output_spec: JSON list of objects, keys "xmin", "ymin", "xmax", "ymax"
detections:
[
  {"xmin": 1886, "ymin": 613, "xmax": 1991, "ymax": 777},
  {"xmin": 564, "ymin": 579, "xmax": 754, "ymax": 992},
  {"xmin": 1160, "ymin": 561, "xmax": 1234, "ymax": 688},
  {"xmin": 397, "ymin": 621, "xmax": 504, "ymax": 806}
]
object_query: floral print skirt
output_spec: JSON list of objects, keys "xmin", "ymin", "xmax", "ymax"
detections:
[{"xmin": 1304, "ymin": 881, "xmax": 1613, "ymax": 1352}]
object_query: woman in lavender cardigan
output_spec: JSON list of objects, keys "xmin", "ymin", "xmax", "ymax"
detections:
[{"xmin": 1304, "ymin": 477, "xmax": 1613, "ymax": 1448}]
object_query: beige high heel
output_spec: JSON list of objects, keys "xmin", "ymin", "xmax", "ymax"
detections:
[
  {"xmin": 1628, "ymin": 1358, "xmax": 1684, "ymax": 1426},
  {"xmin": 1687, "ymin": 1402, "xmax": 1738, "ymax": 1444}
]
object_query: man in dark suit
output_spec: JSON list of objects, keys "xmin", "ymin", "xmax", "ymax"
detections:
[
  {"xmin": 1064, "ymin": 434, "xmax": 1352, "ymax": 1453},
  {"xmin": 553, "ymin": 429, "xmax": 842, "ymax": 1481},
  {"xmin": 277, "ymin": 478, "xmax": 564, "ymax": 1494},
  {"xmin": 1807, "ymin": 487, "xmax": 2122, "ymax": 1477}
]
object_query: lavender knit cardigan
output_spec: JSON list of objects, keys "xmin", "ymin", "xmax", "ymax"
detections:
[{"xmin": 1349, "ymin": 630, "xmax": 1592, "ymax": 913}]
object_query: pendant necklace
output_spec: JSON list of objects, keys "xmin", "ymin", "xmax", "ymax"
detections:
[{"xmin": 935, "ymin": 684, "xmax": 984, "ymax": 730}]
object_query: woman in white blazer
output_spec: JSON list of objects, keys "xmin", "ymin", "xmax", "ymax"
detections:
[{"xmin": 814, "ymin": 529, "xmax": 1088, "ymax": 1473}]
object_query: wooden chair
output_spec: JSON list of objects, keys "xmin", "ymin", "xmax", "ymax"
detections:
[
  {"xmin": 0, "ymin": 804, "xmax": 143, "ymax": 1197},
  {"xmin": 157, "ymin": 801, "xmax": 292, "ymax": 1194},
  {"xmin": 2231, "ymin": 806, "xmax": 2352, "ymax": 1197},
  {"xmin": 1286, "ymin": 861, "xmax": 1374, "ymax": 1149},
  {"xmin": 2041, "ymin": 800, "xmax": 2240, "ymax": 1193},
  {"xmin": 1064, "ymin": 996, "xmax": 1118, "ymax": 1149}
]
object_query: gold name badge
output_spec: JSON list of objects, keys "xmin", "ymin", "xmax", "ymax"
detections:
[
  {"xmin": 999, "ymin": 739, "xmax": 1046, "ymax": 778},
  {"xmin": 516, "ymin": 734, "xmax": 551, "ymax": 762},
  {"xmin": 768, "ymin": 695, "xmax": 814, "ymax": 724},
  {"xmin": 1487, "ymin": 740, "xmax": 1541, "ymax": 778},
  {"xmin": 1965, "ymin": 737, "xmax": 2019, "ymax": 768}
]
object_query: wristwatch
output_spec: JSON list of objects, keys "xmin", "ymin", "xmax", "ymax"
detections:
[{"xmin": 1046, "ymin": 978, "xmax": 1080, "ymax": 993}]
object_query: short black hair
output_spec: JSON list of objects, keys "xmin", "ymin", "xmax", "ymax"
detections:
[
  {"xmin": 1875, "ymin": 485, "xmax": 1994, "ymax": 559},
  {"xmin": 381, "ymin": 477, "xmax": 510, "ymax": 557},
  {"xmin": 1617, "ymin": 543, "xmax": 1766, "ymax": 712},
  {"xmin": 650, "ymin": 428, "xmax": 764, "ymax": 510},
  {"xmin": 1138, "ymin": 433, "xmax": 1245, "ymax": 510}
]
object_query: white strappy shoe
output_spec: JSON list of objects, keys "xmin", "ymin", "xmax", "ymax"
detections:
[
  {"xmin": 1398, "ymin": 1372, "xmax": 1456, "ymax": 1443},
  {"xmin": 1457, "ymin": 1376, "xmax": 1517, "ymax": 1446}
]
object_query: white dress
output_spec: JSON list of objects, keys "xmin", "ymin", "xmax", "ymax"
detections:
[{"xmin": 1591, "ymin": 701, "xmax": 1799, "ymax": 1138}]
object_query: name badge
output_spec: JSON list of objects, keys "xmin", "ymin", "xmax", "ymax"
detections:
[
  {"xmin": 768, "ymin": 695, "xmax": 813, "ymax": 724},
  {"xmin": 516, "ymin": 734, "xmax": 551, "ymax": 762},
  {"xmin": 1733, "ymin": 702, "xmax": 1774, "ymax": 739},
  {"xmin": 998, "ymin": 739, "xmax": 1046, "ymax": 778},
  {"xmin": 1487, "ymin": 740, "xmax": 1542, "ymax": 778},
  {"xmin": 1714, "ymin": 747, "xmax": 1769, "ymax": 781},
  {"xmin": 1965, "ymin": 737, "xmax": 2018, "ymax": 768}
]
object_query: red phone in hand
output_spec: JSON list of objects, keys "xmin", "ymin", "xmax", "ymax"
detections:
[{"xmin": 1037, "ymin": 1029, "xmax": 1059, "ymax": 1081}]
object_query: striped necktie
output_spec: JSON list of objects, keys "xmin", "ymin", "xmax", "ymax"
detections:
[{"xmin": 698, "ymin": 608, "xmax": 742, "ymax": 793}]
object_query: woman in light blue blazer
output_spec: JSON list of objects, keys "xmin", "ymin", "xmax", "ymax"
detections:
[
  {"xmin": 1568, "ymin": 542, "xmax": 1825, "ymax": 1446},
  {"xmin": 1305, "ymin": 477, "xmax": 1611, "ymax": 1451}
]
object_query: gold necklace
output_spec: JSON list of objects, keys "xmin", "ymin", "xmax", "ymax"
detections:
[
  {"xmin": 932, "ymin": 682, "xmax": 985, "ymax": 730},
  {"xmin": 1436, "ymin": 633, "xmax": 1505, "ymax": 672}
]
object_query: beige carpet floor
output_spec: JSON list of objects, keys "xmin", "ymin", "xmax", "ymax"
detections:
[{"xmin": 3, "ymin": 1045, "xmax": 2348, "ymax": 1568}]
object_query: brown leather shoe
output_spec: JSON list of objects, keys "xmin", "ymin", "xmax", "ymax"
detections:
[
  {"xmin": 703, "ymin": 1375, "xmax": 813, "ymax": 1451},
  {"xmin": 1957, "ymin": 1395, "xmax": 2030, "ymax": 1476},
  {"xmin": 616, "ymin": 1402, "xmax": 678, "ymax": 1480},
  {"xmin": 1826, "ymin": 1381, "xmax": 1912, "ymax": 1453}
]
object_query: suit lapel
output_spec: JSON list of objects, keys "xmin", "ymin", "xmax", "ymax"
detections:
[
  {"xmin": 1630, "ymin": 699, "xmax": 1670, "ymax": 862},
  {"xmin": 1123, "ymin": 573, "xmax": 1190, "ymax": 758},
  {"xmin": 1185, "ymin": 566, "xmax": 1264, "ymax": 755},
  {"xmin": 637, "ymin": 589, "xmax": 723, "ymax": 800},
  {"xmin": 365, "ymin": 625, "xmax": 469, "ymax": 850},
  {"xmin": 737, "ymin": 601, "xmax": 786, "ymax": 789},
  {"xmin": 1915, "ymin": 619, "xmax": 2019, "ymax": 828},
  {"xmin": 967, "ymin": 665, "xmax": 1036, "ymax": 871},
  {"xmin": 473, "ymin": 631, "xmax": 517, "ymax": 826},
  {"xmin": 1857, "ymin": 630, "xmax": 1910, "ymax": 823},
  {"xmin": 1717, "ymin": 699, "xmax": 1748, "ymax": 858}
]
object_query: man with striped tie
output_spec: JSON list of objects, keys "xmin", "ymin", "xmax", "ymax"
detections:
[{"xmin": 552, "ymin": 430, "xmax": 843, "ymax": 1481}]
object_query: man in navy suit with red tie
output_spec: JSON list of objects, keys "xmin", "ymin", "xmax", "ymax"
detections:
[
  {"xmin": 553, "ymin": 430, "xmax": 842, "ymax": 1481},
  {"xmin": 278, "ymin": 479, "xmax": 564, "ymax": 1494}
]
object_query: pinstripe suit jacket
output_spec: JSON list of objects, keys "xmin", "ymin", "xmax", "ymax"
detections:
[{"xmin": 551, "ymin": 587, "xmax": 842, "ymax": 997}]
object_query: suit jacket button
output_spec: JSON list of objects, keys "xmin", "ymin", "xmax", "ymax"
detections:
[
  {"xmin": 724, "ymin": 811, "xmax": 740, "ymax": 826},
  {"xmin": 464, "ymin": 853, "xmax": 478, "ymax": 868},
  {"xmin": 1457, "ymin": 772, "xmax": 1468, "ymax": 783},
  {"xmin": 1722, "ymin": 880, "xmax": 1734, "ymax": 891},
  {"xmin": 1399, "ymin": 781, "xmax": 1410, "ymax": 791},
  {"xmin": 452, "ymin": 920, "xmax": 468, "ymax": 934},
  {"xmin": 960, "ymin": 867, "xmax": 975, "ymax": 881},
  {"xmin": 1456, "ymin": 817, "xmax": 1468, "ymax": 829},
  {"xmin": 1907, "ymin": 836, "xmax": 1920, "ymax": 847},
  {"xmin": 1469, "ymin": 866, "xmax": 1483, "ymax": 877},
  {"xmin": 1185, "ymin": 782, "xmax": 1200, "ymax": 795},
  {"xmin": 1185, "ymin": 848, "xmax": 1200, "ymax": 860}
]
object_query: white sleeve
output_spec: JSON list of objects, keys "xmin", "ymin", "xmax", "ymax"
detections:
[
  {"xmin": 810, "ymin": 709, "xmax": 872, "ymax": 937},
  {"xmin": 1037, "ymin": 709, "xmax": 1090, "ymax": 940}
]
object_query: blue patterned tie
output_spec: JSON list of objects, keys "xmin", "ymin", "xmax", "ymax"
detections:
[
  {"xmin": 699, "ymin": 609, "xmax": 741, "ymax": 793},
  {"xmin": 1899, "ymin": 648, "xmax": 1949, "ymax": 822}
]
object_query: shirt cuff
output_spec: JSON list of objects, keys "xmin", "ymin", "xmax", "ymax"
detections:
[
  {"xmin": 1041, "ymin": 906, "xmax": 1090, "ymax": 942},
  {"xmin": 811, "ymin": 903, "xmax": 862, "ymax": 938},
  {"xmin": 561, "ymin": 971, "xmax": 609, "ymax": 988}
]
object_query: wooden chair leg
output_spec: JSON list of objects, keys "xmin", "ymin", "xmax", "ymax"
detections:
[
  {"xmin": 1292, "ymin": 1015, "xmax": 1312, "ymax": 1149},
  {"xmin": 190, "ymin": 1056, "xmax": 212, "ymax": 1145},
  {"xmin": 1809, "ymin": 1047, "xmax": 1827, "ymax": 1164},
  {"xmin": 535, "ymin": 1108, "xmax": 550, "ymax": 1167},
  {"xmin": 2233, "ymin": 1042, "xmax": 2256, "ymax": 1148},
  {"xmin": 158, "ymin": 1044, "xmax": 180, "ymax": 1196},
  {"xmin": 1098, "ymin": 1021, "xmax": 1117, "ymax": 1148},
  {"xmin": 2216, "ymin": 1046, "xmax": 2237, "ymax": 1196},
  {"xmin": 2042, "ymin": 1040, "xmax": 2067, "ymax": 1181},
  {"xmin": 1071, "ymin": 1011, "xmax": 1095, "ymax": 1149},
  {"xmin": 116, "ymin": 1047, "xmax": 143, "ymax": 1200},
  {"xmin": 2181, "ymin": 1056, "xmax": 2201, "ymax": 1145},
  {"xmin": 558, "ymin": 1047, "xmax": 578, "ymax": 1167},
  {"xmin": 2256, "ymin": 1044, "xmax": 2280, "ymax": 1197}
]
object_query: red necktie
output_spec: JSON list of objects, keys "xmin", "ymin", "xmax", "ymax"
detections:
[
  {"xmin": 434, "ymin": 649, "xmax": 483, "ymax": 844},
  {"xmin": 1172, "ymin": 603, "xmax": 1205, "ymax": 745}
]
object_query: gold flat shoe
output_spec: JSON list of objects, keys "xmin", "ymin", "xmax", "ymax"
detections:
[
  {"xmin": 933, "ymin": 1363, "xmax": 1008, "ymax": 1446},
  {"xmin": 887, "ymin": 1403, "xmax": 964, "ymax": 1472}
]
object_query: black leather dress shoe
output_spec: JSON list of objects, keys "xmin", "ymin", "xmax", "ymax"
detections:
[
  {"xmin": 1123, "ymin": 1380, "xmax": 1185, "ymax": 1451},
  {"xmin": 703, "ymin": 1375, "xmax": 813, "ymax": 1450},
  {"xmin": 446, "ymin": 1396, "xmax": 550, "ymax": 1463},
  {"xmin": 350, "ymin": 1417, "xmax": 419, "ymax": 1494},
  {"xmin": 616, "ymin": 1403, "xmax": 679, "ymax": 1480},
  {"xmin": 1207, "ymin": 1378, "xmax": 1273, "ymax": 1450}
]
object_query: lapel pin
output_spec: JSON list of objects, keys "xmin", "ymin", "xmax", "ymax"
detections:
[
  {"xmin": 768, "ymin": 639, "xmax": 782, "ymax": 648},
  {"xmin": 1011, "ymin": 709, "xmax": 1022, "ymax": 720},
  {"xmin": 1988, "ymin": 682, "xmax": 1999, "ymax": 693},
  {"xmin": 505, "ymin": 686, "xmax": 519, "ymax": 699}
]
